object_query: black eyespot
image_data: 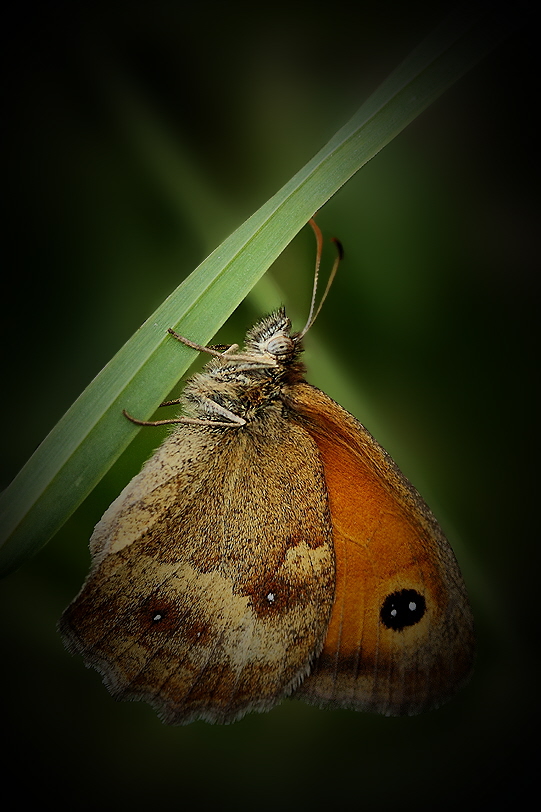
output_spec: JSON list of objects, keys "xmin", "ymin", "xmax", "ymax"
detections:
[
  {"xmin": 139, "ymin": 596, "xmax": 181, "ymax": 634},
  {"xmin": 380, "ymin": 589, "xmax": 426, "ymax": 631}
]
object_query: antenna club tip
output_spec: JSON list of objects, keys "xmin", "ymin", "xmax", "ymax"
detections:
[{"xmin": 332, "ymin": 237, "xmax": 344, "ymax": 260}]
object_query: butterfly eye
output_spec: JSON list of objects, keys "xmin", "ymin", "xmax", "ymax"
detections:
[
  {"xmin": 266, "ymin": 334, "xmax": 294, "ymax": 357},
  {"xmin": 380, "ymin": 589, "xmax": 426, "ymax": 631}
]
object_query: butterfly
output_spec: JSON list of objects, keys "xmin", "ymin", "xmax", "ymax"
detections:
[{"xmin": 59, "ymin": 219, "xmax": 474, "ymax": 724}]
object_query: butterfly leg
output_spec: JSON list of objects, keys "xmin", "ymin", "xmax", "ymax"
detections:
[
  {"xmin": 123, "ymin": 395, "xmax": 246, "ymax": 428},
  {"xmin": 167, "ymin": 329, "xmax": 277, "ymax": 367}
]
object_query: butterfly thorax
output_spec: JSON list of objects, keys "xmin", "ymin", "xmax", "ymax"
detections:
[{"xmin": 182, "ymin": 308, "xmax": 306, "ymax": 425}]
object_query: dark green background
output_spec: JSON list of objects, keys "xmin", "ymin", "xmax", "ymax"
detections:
[{"xmin": 3, "ymin": 2, "xmax": 537, "ymax": 809}]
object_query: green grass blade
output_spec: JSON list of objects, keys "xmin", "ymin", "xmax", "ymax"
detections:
[{"xmin": 0, "ymin": 5, "xmax": 520, "ymax": 575}]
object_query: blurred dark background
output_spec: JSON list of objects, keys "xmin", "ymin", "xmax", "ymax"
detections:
[{"xmin": 2, "ymin": 1, "xmax": 537, "ymax": 809}]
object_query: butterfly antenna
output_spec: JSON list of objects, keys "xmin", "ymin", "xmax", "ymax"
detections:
[{"xmin": 298, "ymin": 218, "xmax": 343, "ymax": 340}]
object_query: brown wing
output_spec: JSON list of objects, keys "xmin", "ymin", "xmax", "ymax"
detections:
[
  {"xmin": 60, "ymin": 406, "xmax": 334, "ymax": 724},
  {"xmin": 288, "ymin": 383, "xmax": 475, "ymax": 715}
]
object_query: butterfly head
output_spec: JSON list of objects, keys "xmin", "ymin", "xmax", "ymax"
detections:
[{"xmin": 244, "ymin": 306, "xmax": 302, "ymax": 363}]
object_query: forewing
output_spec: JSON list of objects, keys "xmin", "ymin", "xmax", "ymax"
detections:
[{"xmin": 288, "ymin": 383, "xmax": 475, "ymax": 715}]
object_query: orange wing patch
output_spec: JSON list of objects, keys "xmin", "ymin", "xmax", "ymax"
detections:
[{"xmin": 289, "ymin": 383, "xmax": 474, "ymax": 715}]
